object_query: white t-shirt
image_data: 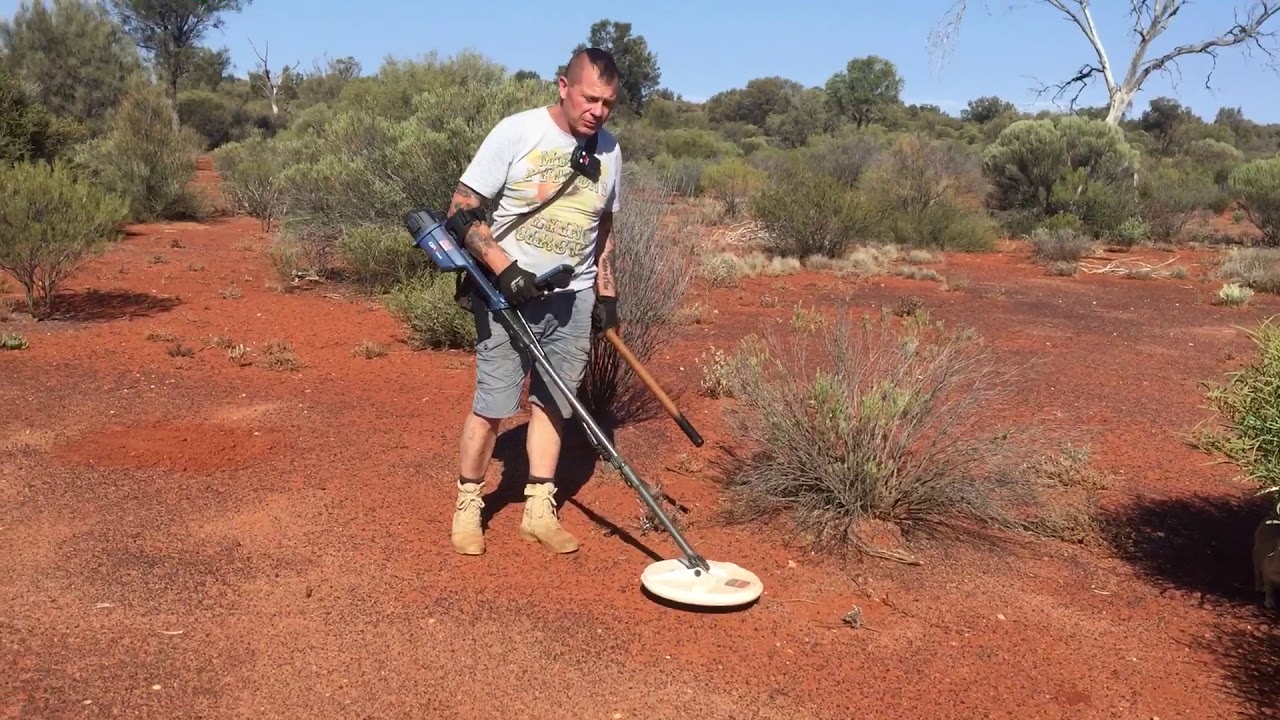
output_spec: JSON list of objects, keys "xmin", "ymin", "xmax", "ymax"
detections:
[{"xmin": 459, "ymin": 106, "xmax": 622, "ymax": 293}]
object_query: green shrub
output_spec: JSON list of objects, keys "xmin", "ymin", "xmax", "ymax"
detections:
[
  {"xmin": 652, "ymin": 153, "xmax": 705, "ymax": 197},
  {"xmin": 385, "ymin": 273, "xmax": 476, "ymax": 349},
  {"xmin": 861, "ymin": 133, "xmax": 996, "ymax": 251},
  {"xmin": 0, "ymin": 66, "xmax": 60, "ymax": 162},
  {"xmin": 751, "ymin": 158, "xmax": 874, "ymax": 258},
  {"xmin": 68, "ymin": 79, "xmax": 204, "ymax": 222},
  {"xmin": 1185, "ymin": 138, "xmax": 1245, "ymax": 186},
  {"xmin": 212, "ymin": 135, "xmax": 290, "ymax": 231},
  {"xmin": 1194, "ymin": 315, "xmax": 1280, "ymax": 499},
  {"xmin": 0, "ymin": 160, "xmax": 129, "ymax": 317},
  {"xmin": 982, "ymin": 116, "xmax": 1140, "ymax": 229},
  {"xmin": 1109, "ymin": 216, "xmax": 1150, "ymax": 248},
  {"xmin": 1138, "ymin": 160, "xmax": 1222, "ymax": 243},
  {"xmin": 1047, "ymin": 166, "xmax": 1140, "ymax": 240},
  {"xmin": 336, "ymin": 223, "xmax": 429, "ymax": 293},
  {"xmin": 1038, "ymin": 212, "xmax": 1082, "ymax": 233},
  {"xmin": 702, "ymin": 157, "xmax": 767, "ymax": 218},
  {"xmin": 798, "ymin": 131, "xmax": 888, "ymax": 187},
  {"xmin": 1228, "ymin": 157, "xmax": 1280, "ymax": 246},
  {"xmin": 277, "ymin": 76, "xmax": 556, "ymax": 234},
  {"xmin": 176, "ymin": 89, "xmax": 239, "ymax": 149},
  {"xmin": 719, "ymin": 308, "xmax": 1103, "ymax": 555},
  {"xmin": 658, "ymin": 127, "xmax": 740, "ymax": 160}
]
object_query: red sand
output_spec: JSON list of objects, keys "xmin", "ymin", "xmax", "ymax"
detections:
[{"xmin": 3, "ymin": 161, "xmax": 1279, "ymax": 719}]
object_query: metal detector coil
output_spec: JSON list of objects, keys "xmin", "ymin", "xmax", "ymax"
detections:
[{"xmin": 403, "ymin": 207, "xmax": 763, "ymax": 609}]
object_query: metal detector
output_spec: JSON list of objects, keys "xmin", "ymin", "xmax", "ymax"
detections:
[{"xmin": 403, "ymin": 208, "xmax": 763, "ymax": 608}]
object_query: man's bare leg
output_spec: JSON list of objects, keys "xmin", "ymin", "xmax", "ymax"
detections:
[
  {"xmin": 453, "ymin": 411, "xmax": 500, "ymax": 555},
  {"xmin": 459, "ymin": 411, "xmax": 501, "ymax": 480},
  {"xmin": 520, "ymin": 402, "xmax": 579, "ymax": 553}
]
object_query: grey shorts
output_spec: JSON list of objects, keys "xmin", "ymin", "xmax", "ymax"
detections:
[{"xmin": 469, "ymin": 287, "xmax": 595, "ymax": 420}]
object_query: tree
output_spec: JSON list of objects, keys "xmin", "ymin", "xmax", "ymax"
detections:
[
  {"xmin": 106, "ymin": 0, "xmax": 251, "ymax": 99},
  {"xmin": 248, "ymin": 39, "xmax": 300, "ymax": 116},
  {"xmin": 1138, "ymin": 96, "xmax": 1199, "ymax": 154},
  {"xmin": 824, "ymin": 55, "xmax": 903, "ymax": 128},
  {"xmin": 0, "ymin": 0, "xmax": 145, "ymax": 130},
  {"xmin": 930, "ymin": 0, "xmax": 1280, "ymax": 125},
  {"xmin": 559, "ymin": 19, "xmax": 661, "ymax": 115},
  {"xmin": 705, "ymin": 76, "xmax": 805, "ymax": 127},
  {"xmin": 963, "ymin": 95, "xmax": 1016, "ymax": 124}
]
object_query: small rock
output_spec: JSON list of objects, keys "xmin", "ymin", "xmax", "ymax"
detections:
[{"xmin": 997, "ymin": 614, "xmax": 1006, "ymax": 621}]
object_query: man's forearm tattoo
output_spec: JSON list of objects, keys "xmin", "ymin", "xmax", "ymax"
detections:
[
  {"xmin": 464, "ymin": 222, "xmax": 501, "ymax": 261},
  {"xmin": 597, "ymin": 213, "xmax": 616, "ymax": 296}
]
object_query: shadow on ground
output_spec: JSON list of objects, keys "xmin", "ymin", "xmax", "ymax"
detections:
[
  {"xmin": 45, "ymin": 289, "xmax": 181, "ymax": 322},
  {"xmin": 1100, "ymin": 490, "xmax": 1272, "ymax": 607},
  {"xmin": 1101, "ymin": 489, "xmax": 1280, "ymax": 718}
]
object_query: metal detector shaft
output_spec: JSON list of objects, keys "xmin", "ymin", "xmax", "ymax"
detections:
[{"xmin": 497, "ymin": 306, "xmax": 711, "ymax": 573}]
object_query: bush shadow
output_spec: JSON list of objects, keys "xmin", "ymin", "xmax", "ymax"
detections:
[
  {"xmin": 1203, "ymin": 617, "xmax": 1280, "ymax": 719},
  {"xmin": 45, "ymin": 289, "xmax": 181, "ymax": 322},
  {"xmin": 1099, "ymin": 490, "xmax": 1272, "ymax": 607},
  {"xmin": 1100, "ymin": 490, "xmax": 1280, "ymax": 719}
]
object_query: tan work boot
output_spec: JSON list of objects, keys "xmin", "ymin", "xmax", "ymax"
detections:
[
  {"xmin": 452, "ymin": 480, "xmax": 485, "ymax": 555},
  {"xmin": 520, "ymin": 481, "xmax": 579, "ymax": 553}
]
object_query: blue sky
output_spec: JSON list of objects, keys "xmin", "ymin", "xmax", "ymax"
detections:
[{"xmin": 5, "ymin": 0, "xmax": 1279, "ymax": 123}]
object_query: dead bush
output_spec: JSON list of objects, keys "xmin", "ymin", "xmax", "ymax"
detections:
[
  {"xmin": 579, "ymin": 170, "xmax": 696, "ymax": 424},
  {"xmin": 1217, "ymin": 247, "xmax": 1280, "ymax": 293},
  {"xmin": 717, "ymin": 309, "xmax": 1103, "ymax": 558}
]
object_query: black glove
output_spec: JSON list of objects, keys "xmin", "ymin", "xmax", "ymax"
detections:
[
  {"xmin": 496, "ymin": 262, "xmax": 540, "ymax": 305},
  {"xmin": 593, "ymin": 295, "xmax": 619, "ymax": 333}
]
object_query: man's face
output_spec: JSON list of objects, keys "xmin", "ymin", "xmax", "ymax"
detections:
[{"xmin": 558, "ymin": 68, "xmax": 618, "ymax": 136}]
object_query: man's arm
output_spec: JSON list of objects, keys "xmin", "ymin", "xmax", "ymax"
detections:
[
  {"xmin": 448, "ymin": 182, "xmax": 512, "ymax": 275},
  {"xmin": 595, "ymin": 210, "xmax": 615, "ymax": 298}
]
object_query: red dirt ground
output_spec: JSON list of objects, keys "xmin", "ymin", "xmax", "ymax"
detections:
[{"xmin": 4, "ymin": 160, "xmax": 1280, "ymax": 719}]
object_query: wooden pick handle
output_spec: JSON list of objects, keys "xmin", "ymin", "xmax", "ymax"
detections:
[{"xmin": 604, "ymin": 327, "xmax": 704, "ymax": 447}]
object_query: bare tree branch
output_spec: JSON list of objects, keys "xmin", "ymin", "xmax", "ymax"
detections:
[
  {"xmin": 248, "ymin": 38, "xmax": 300, "ymax": 116},
  {"xmin": 933, "ymin": 0, "xmax": 1280, "ymax": 124}
]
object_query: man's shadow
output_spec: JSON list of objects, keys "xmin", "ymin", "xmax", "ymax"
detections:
[{"xmin": 481, "ymin": 414, "xmax": 665, "ymax": 563}]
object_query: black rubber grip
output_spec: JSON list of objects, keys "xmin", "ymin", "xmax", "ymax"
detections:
[{"xmin": 675, "ymin": 414, "xmax": 704, "ymax": 447}]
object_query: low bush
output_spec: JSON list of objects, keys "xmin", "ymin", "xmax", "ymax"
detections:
[
  {"xmin": 1228, "ymin": 157, "xmax": 1280, "ymax": 246},
  {"xmin": 751, "ymin": 158, "xmax": 874, "ymax": 258},
  {"xmin": 0, "ymin": 160, "xmax": 129, "ymax": 317},
  {"xmin": 1216, "ymin": 248, "xmax": 1280, "ymax": 293},
  {"xmin": 702, "ymin": 157, "xmax": 766, "ymax": 218},
  {"xmin": 1138, "ymin": 160, "xmax": 1223, "ymax": 243},
  {"xmin": 1029, "ymin": 227, "xmax": 1094, "ymax": 262},
  {"xmin": 860, "ymin": 133, "xmax": 996, "ymax": 252},
  {"xmin": 716, "ymin": 309, "xmax": 1104, "ymax": 556},
  {"xmin": 1194, "ymin": 315, "xmax": 1280, "ymax": 500},
  {"xmin": 212, "ymin": 135, "xmax": 290, "ymax": 232},
  {"xmin": 336, "ymin": 223, "xmax": 429, "ymax": 293},
  {"xmin": 68, "ymin": 79, "xmax": 205, "ymax": 222},
  {"xmin": 385, "ymin": 273, "xmax": 476, "ymax": 350}
]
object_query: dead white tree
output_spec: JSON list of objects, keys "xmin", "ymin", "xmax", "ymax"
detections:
[
  {"xmin": 929, "ymin": 1, "xmax": 1280, "ymax": 125},
  {"xmin": 248, "ymin": 39, "xmax": 300, "ymax": 116}
]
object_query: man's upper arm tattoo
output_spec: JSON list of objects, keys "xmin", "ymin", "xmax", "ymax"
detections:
[{"xmin": 448, "ymin": 183, "xmax": 502, "ymax": 262}]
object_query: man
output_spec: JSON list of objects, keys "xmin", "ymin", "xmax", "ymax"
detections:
[{"xmin": 443, "ymin": 47, "xmax": 623, "ymax": 556}]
